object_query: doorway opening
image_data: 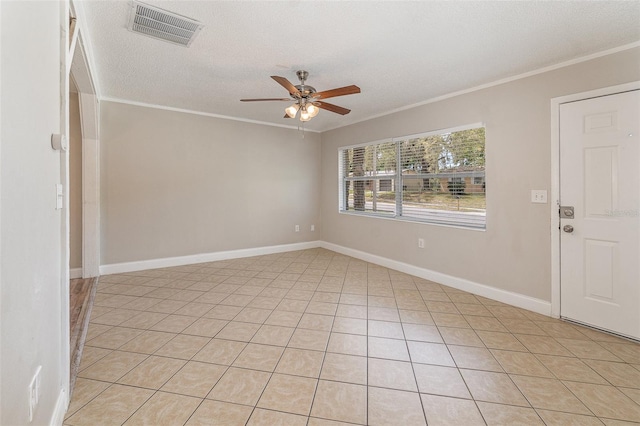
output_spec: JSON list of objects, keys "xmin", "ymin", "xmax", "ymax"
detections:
[{"xmin": 67, "ymin": 3, "xmax": 101, "ymax": 397}]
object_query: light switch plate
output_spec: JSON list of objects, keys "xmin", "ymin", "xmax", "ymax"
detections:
[{"xmin": 531, "ymin": 190, "xmax": 548, "ymax": 203}]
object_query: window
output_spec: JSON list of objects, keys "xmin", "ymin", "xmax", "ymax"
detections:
[{"xmin": 339, "ymin": 124, "xmax": 486, "ymax": 229}]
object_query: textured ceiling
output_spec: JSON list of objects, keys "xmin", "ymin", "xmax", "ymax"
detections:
[{"xmin": 77, "ymin": 1, "xmax": 640, "ymax": 132}]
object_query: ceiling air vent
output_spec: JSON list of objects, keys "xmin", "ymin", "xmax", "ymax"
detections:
[{"xmin": 127, "ymin": 1, "xmax": 203, "ymax": 47}]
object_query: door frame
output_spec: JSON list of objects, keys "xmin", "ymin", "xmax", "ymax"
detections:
[
  {"xmin": 70, "ymin": 0, "xmax": 100, "ymax": 279},
  {"xmin": 61, "ymin": 0, "xmax": 100, "ymax": 408},
  {"xmin": 550, "ymin": 81, "xmax": 640, "ymax": 318}
]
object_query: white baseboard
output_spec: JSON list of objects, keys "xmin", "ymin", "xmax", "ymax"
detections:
[
  {"xmin": 98, "ymin": 239, "xmax": 551, "ymax": 316},
  {"xmin": 69, "ymin": 268, "xmax": 82, "ymax": 279},
  {"xmin": 320, "ymin": 241, "xmax": 552, "ymax": 316},
  {"xmin": 99, "ymin": 241, "xmax": 322, "ymax": 275},
  {"xmin": 49, "ymin": 388, "xmax": 67, "ymax": 426}
]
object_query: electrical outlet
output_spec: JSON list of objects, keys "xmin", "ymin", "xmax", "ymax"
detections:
[
  {"xmin": 418, "ymin": 238, "xmax": 425, "ymax": 249},
  {"xmin": 310, "ymin": 225, "xmax": 315, "ymax": 232},
  {"xmin": 531, "ymin": 190, "xmax": 548, "ymax": 204},
  {"xmin": 28, "ymin": 366, "xmax": 42, "ymax": 422},
  {"xmin": 295, "ymin": 225, "xmax": 300, "ymax": 232}
]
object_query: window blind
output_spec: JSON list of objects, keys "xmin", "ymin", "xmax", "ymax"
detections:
[{"xmin": 339, "ymin": 125, "xmax": 486, "ymax": 229}]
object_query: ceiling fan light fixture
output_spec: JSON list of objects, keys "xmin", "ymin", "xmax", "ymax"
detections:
[
  {"xmin": 300, "ymin": 107, "xmax": 311, "ymax": 122},
  {"xmin": 307, "ymin": 103, "xmax": 320, "ymax": 118},
  {"xmin": 285, "ymin": 104, "xmax": 299, "ymax": 118}
]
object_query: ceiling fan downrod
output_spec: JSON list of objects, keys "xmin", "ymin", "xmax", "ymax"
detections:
[{"xmin": 296, "ymin": 70, "xmax": 309, "ymax": 85}]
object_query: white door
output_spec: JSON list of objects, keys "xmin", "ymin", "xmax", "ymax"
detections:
[{"xmin": 560, "ymin": 90, "xmax": 640, "ymax": 340}]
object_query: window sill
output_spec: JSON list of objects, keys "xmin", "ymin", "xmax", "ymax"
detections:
[{"xmin": 339, "ymin": 209, "xmax": 486, "ymax": 231}]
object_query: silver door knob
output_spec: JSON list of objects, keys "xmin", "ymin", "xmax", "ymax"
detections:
[{"xmin": 563, "ymin": 225, "xmax": 574, "ymax": 233}]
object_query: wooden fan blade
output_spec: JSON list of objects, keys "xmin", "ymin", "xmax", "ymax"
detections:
[
  {"xmin": 271, "ymin": 76, "xmax": 301, "ymax": 96},
  {"xmin": 240, "ymin": 98, "xmax": 291, "ymax": 102},
  {"xmin": 312, "ymin": 85, "xmax": 360, "ymax": 100},
  {"xmin": 316, "ymin": 101, "xmax": 351, "ymax": 115}
]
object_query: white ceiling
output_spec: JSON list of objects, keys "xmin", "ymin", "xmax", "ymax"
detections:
[{"xmin": 76, "ymin": 1, "xmax": 640, "ymax": 132}]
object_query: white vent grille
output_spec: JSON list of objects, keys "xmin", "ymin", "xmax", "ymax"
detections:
[{"xmin": 128, "ymin": 1, "xmax": 203, "ymax": 47}]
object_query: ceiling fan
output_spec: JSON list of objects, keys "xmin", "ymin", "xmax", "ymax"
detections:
[{"xmin": 241, "ymin": 70, "xmax": 361, "ymax": 122}]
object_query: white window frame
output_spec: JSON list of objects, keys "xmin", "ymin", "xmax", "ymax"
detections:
[{"xmin": 338, "ymin": 123, "xmax": 486, "ymax": 230}]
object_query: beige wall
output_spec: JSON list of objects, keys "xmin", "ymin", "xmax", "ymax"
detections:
[
  {"xmin": 321, "ymin": 47, "xmax": 640, "ymax": 302},
  {"xmin": 99, "ymin": 48, "xmax": 639, "ymax": 299},
  {"xmin": 69, "ymin": 92, "xmax": 83, "ymax": 269},
  {"xmin": 100, "ymin": 102, "xmax": 321, "ymax": 265}
]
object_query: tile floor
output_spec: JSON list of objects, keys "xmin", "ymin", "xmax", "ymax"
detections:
[{"xmin": 65, "ymin": 248, "xmax": 640, "ymax": 425}]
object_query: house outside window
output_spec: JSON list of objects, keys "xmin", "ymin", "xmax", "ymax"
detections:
[{"xmin": 338, "ymin": 124, "xmax": 486, "ymax": 229}]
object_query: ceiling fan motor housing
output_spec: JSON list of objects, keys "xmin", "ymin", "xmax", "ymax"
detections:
[
  {"xmin": 294, "ymin": 70, "xmax": 316, "ymax": 98},
  {"xmin": 294, "ymin": 85, "xmax": 316, "ymax": 98}
]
